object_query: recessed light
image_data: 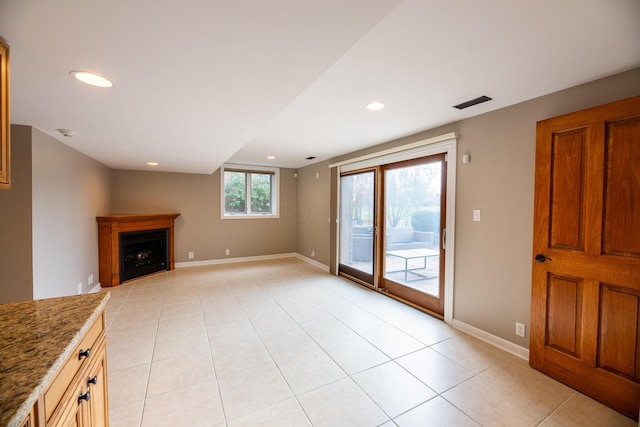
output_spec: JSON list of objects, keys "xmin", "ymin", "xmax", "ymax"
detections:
[
  {"xmin": 70, "ymin": 70, "xmax": 115, "ymax": 88},
  {"xmin": 266, "ymin": 156, "xmax": 276, "ymax": 160},
  {"xmin": 146, "ymin": 162, "xmax": 159, "ymax": 166},
  {"xmin": 366, "ymin": 102, "xmax": 384, "ymax": 111}
]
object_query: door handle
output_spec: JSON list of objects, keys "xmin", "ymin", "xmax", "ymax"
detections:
[
  {"xmin": 442, "ymin": 228, "xmax": 446, "ymax": 250},
  {"xmin": 534, "ymin": 254, "xmax": 552, "ymax": 263}
]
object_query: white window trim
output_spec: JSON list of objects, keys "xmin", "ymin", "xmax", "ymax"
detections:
[{"xmin": 220, "ymin": 163, "xmax": 280, "ymax": 219}]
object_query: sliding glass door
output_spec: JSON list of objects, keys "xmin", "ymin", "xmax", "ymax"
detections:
[
  {"xmin": 338, "ymin": 154, "xmax": 447, "ymax": 316},
  {"xmin": 381, "ymin": 155, "xmax": 446, "ymax": 315},
  {"xmin": 339, "ymin": 170, "xmax": 376, "ymax": 286}
]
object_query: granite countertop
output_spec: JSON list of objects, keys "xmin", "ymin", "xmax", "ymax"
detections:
[{"xmin": 0, "ymin": 292, "xmax": 110, "ymax": 427}]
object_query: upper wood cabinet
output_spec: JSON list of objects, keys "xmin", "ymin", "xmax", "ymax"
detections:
[{"xmin": 0, "ymin": 37, "xmax": 9, "ymax": 189}]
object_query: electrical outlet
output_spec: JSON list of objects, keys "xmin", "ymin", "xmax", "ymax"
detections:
[
  {"xmin": 516, "ymin": 322, "xmax": 526, "ymax": 337},
  {"xmin": 77, "ymin": 283, "xmax": 82, "ymax": 295},
  {"xmin": 88, "ymin": 274, "xmax": 94, "ymax": 285},
  {"xmin": 225, "ymin": 249, "xmax": 230, "ymax": 256},
  {"xmin": 310, "ymin": 250, "xmax": 315, "ymax": 258},
  {"xmin": 188, "ymin": 251, "xmax": 194, "ymax": 259}
]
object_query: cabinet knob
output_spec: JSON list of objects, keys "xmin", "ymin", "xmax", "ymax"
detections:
[
  {"xmin": 77, "ymin": 391, "xmax": 91, "ymax": 405},
  {"xmin": 87, "ymin": 376, "xmax": 98, "ymax": 386},
  {"xmin": 78, "ymin": 348, "xmax": 91, "ymax": 360}
]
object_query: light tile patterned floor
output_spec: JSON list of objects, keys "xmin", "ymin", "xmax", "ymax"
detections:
[{"xmin": 102, "ymin": 258, "xmax": 635, "ymax": 427}]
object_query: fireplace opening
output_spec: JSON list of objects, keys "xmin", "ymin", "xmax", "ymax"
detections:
[{"xmin": 119, "ymin": 228, "xmax": 169, "ymax": 282}]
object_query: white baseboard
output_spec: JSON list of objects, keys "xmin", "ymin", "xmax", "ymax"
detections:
[
  {"xmin": 175, "ymin": 252, "xmax": 299, "ymax": 268},
  {"xmin": 294, "ymin": 254, "xmax": 330, "ymax": 272},
  {"xmin": 452, "ymin": 319, "xmax": 529, "ymax": 361},
  {"xmin": 175, "ymin": 252, "xmax": 330, "ymax": 271},
  {"xmin": 89, "ymin": 283, "xmax": 102, "ymax": 294}
]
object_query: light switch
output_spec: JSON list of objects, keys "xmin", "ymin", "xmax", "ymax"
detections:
[{"xmin": 473, "ymin": 209, "xmax": 481, "ymax": 222}]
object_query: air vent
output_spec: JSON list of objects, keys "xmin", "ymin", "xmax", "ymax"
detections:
[
  {"xmin": 305, "ymin": 156, "xmax": 316, "ymax": 160},
  {"xmin": 453, "ymin": 96, "xmax": 492, "ymax": 110}
]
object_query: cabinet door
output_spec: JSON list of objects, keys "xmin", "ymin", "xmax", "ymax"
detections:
[
  {"xmin": 18, "ymin": 407, "xmax": 34, "ymax": 427},
  {"xmin": 87, "ymin": 343, "xmax": 109, "ymax": 427},
  {"xmin": 50, "ymin": 382, "xmax": 89, "ymax": 427},
  {"xmin": 61, "ymin": 402, "xmax": 85, "ymax": 427}
]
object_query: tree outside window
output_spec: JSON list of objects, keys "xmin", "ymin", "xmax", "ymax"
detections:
[
  {"xmin": 222, "ymin": 166, "xmax": 279, "ymax": 218},
  {"xmin": 250, "ymin": 173, "xmax": 272, "ymax": 213},
  {"xmin": 224, "ymin": 171, "xmax": 246, "ymax": 213}
]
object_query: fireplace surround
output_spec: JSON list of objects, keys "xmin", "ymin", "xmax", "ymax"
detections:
[{"xmin": 97, "ymin": 214, "xmax": 180, "ymax": 286}]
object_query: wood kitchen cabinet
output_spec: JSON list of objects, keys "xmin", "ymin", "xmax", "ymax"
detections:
[
  {"xmin": 18, "ymin": 409, "xmax": 34, "ymax": 427},
  {"xmin": 0, "ymin": 37, "xmax": 9, "ymax": 189},
  {"xmin": 0, "ymin": 293, "xmax": 110, "ymax": 427},
  {"xmin": 44, "ymin": 314, "xmax": 109, "ymax": 427}
]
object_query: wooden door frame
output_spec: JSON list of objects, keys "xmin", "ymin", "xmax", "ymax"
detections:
[
  {"xmin": 379, "ymin": 154, "xmax": 447, "ymax": 317},
  {"xmin": 331, "ymin": 133, "xmax": 457, "ymax": 324}
]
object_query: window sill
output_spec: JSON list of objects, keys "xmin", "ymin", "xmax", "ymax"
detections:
[{"xmin": 222, "ymin": 214, "xmax": 280, "ymax": 220}]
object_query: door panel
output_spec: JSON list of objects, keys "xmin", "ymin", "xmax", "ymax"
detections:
[
  {"xmin": 381, "ymin": 155, "xmax": 446, "ymax": 316},
  {"xmin": 339, "ymin": 170, "xmax": 376, "ymax": 286},
  {"xmin": 603, "ymin": 116, "xmax": 640, "ymax": 256},
  {"xmin": 549, "ymin": 128, "xmax": 586, "ymax": 250},
  {"xmin": 599, "ymin": 285, "xmax": 639, "ymax": 380},
  {"xmin": 546, "ymin": 274, "xmax": 582, "ymax": 357},
  {"xmin": 530, "ymin": 95, "xmax": 640, "ymax": 419}
]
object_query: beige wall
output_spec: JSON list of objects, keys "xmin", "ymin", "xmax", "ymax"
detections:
[
  {"xmin": 296, "ymin": 165, "xmax": 332, "ymax": 264},
  {"xmin": 297, "ymin": 68, "xmax": 640, "ymax": 348},
  {"xmin": 111, "ymin": 168, "xmax": 298, "ymax": 263},
  {"xmin": 31, "ymin": 128, "xmax": 111, "ymax": 299},
  {"xmin": 0, "ymin": 125, "xmax": 33, "ymax": 303}
]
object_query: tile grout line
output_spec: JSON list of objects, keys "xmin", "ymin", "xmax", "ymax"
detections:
[{"xmin": 199, "ymin": 276, "xmax": 231, "ymax": 426}]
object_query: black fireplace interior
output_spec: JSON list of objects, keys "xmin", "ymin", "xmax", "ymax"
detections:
[{"xmin": 119, "ymin": 228, "xmax": 169, "ymax": 282}]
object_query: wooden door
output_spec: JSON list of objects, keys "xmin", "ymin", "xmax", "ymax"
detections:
[{"xmin": 530, "ymin": 95, "xmax": 640, "ymax": 419}]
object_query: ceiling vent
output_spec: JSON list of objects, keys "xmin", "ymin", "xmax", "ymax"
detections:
[
  {"xmin": 306, "ymin": 156, "xmax": 316, "ymax": 160},
  {"xmin": 453, "ymin": 96, "xmax": 492, "ymax": 110}
]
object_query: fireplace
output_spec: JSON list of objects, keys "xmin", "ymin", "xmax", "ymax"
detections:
[
  {"xmin": 97, "ymin": 214, "xmax": 180, "ymax": 287},
  {"xmin": 119, "ymin": 229, "xmax": 169, "ymax": 282}
]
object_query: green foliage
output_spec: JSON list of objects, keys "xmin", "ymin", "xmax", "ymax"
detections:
[
  {"xmin": 250, "ymin": 173, "xmax": 272, "ymax": 213},
  {"xmin": 224, "ymin": 171, "xmax": 272, "ymax": 214},
  {"xmin": 224, "ymin": 172, "xmax": 246, "ymax": 213},
  {"xmin": 411, "ymin": 209, "xmax": 440, "ymax": 232}
]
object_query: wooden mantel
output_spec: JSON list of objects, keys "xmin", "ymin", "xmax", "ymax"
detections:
[{"xmin": 97, "ymin": 214, "xmax": 180, "ymax": 287}]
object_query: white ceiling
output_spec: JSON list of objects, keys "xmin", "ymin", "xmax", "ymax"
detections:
[{"xmin": 1, "ymin": 0, "xmax": 639, "ymax": 173}]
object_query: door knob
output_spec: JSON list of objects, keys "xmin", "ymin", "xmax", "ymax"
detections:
[{"xmin": 535, "ymin": 254, "xmax": 552, "ymax": 263}]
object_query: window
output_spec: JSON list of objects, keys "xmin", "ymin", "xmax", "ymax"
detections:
[{"xmin": 221, "ymin": 164, "xmax": 279, "ymax": 218}]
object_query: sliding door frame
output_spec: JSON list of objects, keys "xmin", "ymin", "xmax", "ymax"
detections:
[
  {"xmin": 338, "ymin": 167, "xmax": 378, "ymax": 288},
  {"xmin": 331, "ymin": 133, "xmax": 457, "ymax": 324}
]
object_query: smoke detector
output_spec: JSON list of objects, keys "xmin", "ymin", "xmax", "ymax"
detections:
[{"xmin": 57, "ymin": 129, "xmax": 78, "ymax": 137}]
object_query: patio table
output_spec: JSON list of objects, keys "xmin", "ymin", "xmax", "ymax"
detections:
[{"xmin": 386, "ymin": 248, "xmax": 439, "ymax": 282}]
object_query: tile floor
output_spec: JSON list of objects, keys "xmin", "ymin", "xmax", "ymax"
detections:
[{"xmin": 102, "ymin": 258, "xmax": 635, "ymax": 427}]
